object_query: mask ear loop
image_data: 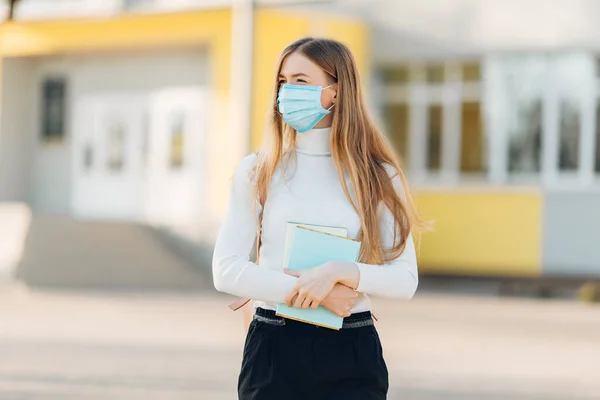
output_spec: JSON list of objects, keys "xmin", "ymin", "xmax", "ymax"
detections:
[{"xmin": 322, "ymin": 83, "xmax": 336, "ymax": 111}]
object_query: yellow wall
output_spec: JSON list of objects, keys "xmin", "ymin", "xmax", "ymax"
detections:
[
  {"xmin": 320, "ymin": 18, "xmax": 369, "ymax": 82},
  {"xmin": 0, "ymin": 9, "xmax": 368, "ymax": 156},
  {"xmin": 414, "ymin": 190, "xmax": 542, "ymax": 277},
  {"xmin": 0, "ymin": 10, "xmax": 232, "ymax": 91},
  {"xmin": 250, "ymin": 10, "xmax": 369, "ymax": 151}
]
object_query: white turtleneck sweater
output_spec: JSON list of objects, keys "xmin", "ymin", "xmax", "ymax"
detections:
[{"xmin": 212, "ymin": 127, "xmax": 418, "ymax": 313}]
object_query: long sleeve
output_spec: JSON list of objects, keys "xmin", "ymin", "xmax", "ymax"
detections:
[
  {"xmin": 212, "ymin": 154, "xmax": 298, "ymax": 303},
  {"xmin": 354, "ymin": 171, "xmax": 419, "ymax": 299}
]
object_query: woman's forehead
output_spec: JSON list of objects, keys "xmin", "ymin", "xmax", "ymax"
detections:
[{"xmin": 280, "ymin": 53, "xmax": 323, "ymax": 77}]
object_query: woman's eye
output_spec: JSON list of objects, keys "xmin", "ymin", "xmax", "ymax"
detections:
[{"xmin": 297, "ymin": 79, "xmax": 307, "ymax": 83}]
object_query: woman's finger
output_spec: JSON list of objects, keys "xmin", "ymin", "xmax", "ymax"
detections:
[
  {"xmin": 301, "ymin": 297, "xmax": 312, "ymax": 309},
  {"xmin": 294, "ymin": 291, "xmax": 307, "ymax": 308},
  {"xmin": 307, "ymin": 294, "xmax": 322, "ymax": 309},
  {"xmin": 285, "ymin": 285, "xmax": 300, "ymax": 306}
]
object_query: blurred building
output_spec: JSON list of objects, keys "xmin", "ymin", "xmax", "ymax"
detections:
[
  {"xmin": 0, "ymin": 0, "xmax": 598, "ymax": 283},
  {"xmin": 369, "ymin": 0, "xmax": 600, "ymax": 280},
  {"xmin": 0, "ymin": 0, "xmax": 367, "ymax": 283}
]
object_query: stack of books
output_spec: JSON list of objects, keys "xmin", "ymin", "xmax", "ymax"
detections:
[{"xmin": 276, "ymin": 222, "xmax": 361, "ymax": 330}]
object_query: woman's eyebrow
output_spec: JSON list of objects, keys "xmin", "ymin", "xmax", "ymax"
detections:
[{"xmin": 278, "ymin": 73, "xmax": 311, "ymax": 79}]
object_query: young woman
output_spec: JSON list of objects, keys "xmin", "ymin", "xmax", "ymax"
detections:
[{"xmin": 212, "ymin": 37, "xmax": 422, "ymax": 400}]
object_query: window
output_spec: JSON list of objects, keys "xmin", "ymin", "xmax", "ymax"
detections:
[
  {"xmin": 594, "ymin": 102, "xmax": 600, "ymax": 174},
  {"xmin": 426, "ymin": 64, "xmax": 445, "ymax": 84},
  {"xmin": 380, "ymin": 54, "xmax": 600, "ymax": 184},
  {"xmin": 383, "ymin": 104, "xmax": 409, "ymax": 162},
  {"xmin": 558, "ymin": 100, "xmax": 580, "ymax": 171},
  {"xmin": 381, "ymin": 59, "xmax": 484, "ymax": 180},
  {"xmin": 461, "ymin": 102, "xmax": 484, "ymax": 173},
  {"xmin": 462, "ymin": 62, "xmax": 481, "ymax": 82},
  {"xmin": 380, "ymin": 66, "xmax": 409, "ymax": 85},
  {"xmin": 41, "ymin": 78, "xmax": 67, "ymax": 143},
  {"xmin": 508, "ymin": 100, "xmax": 542, "ymax": 173},
  {"xmin": 169, "ymin": 112, "xmax": 185, "ymax": 168},
  {"xmin": 427, "ymin": 105, "xmax": 443, "ymax": 171},
  {"xmin": 489, "ymin": 57, "xmax": 547, "ymax": 174},
  {"xmin": 106, "ymin": 118, "xmax": 125, "ymax": 171},
  {"xmin": 83, "ymin": 144, "xmax": 93, "ymax": 170}
]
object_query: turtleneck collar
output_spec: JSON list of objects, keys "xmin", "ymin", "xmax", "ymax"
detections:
[{"xmin": 296, "ymin": 127, "xmax": 331, "ymax": 156}]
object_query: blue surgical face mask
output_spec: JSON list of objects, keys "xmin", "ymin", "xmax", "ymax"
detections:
[{"xmin": 277, "ymin": 83, "xmax": 335, "ymax": 133}]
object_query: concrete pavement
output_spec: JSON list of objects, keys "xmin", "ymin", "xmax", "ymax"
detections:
[{"xmin": 1, "ymin": 284, "xmax": 599, "ymax": 399}]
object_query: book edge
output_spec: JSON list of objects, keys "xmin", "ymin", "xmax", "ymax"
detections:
[
  {"xmin": 275, "ymin": 311, "xmax": 342, "ymax": 330},
  {"xmin": 275, "ymin": 304, "xmax": 343, "ymax": 329},
  {"xmin": 286, "ymin": 221, "xmax": 349, "ymax": 235},
  {"xmin": 295, "ymin": 225, "xmax": 360, "ymax": 242}
]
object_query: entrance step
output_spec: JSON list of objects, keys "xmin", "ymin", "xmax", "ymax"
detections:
[{"xmin": 16, "ymin": 214, "xmax": 213, "ymax": 291}]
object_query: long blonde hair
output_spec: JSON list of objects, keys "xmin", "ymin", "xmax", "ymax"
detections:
[{"xmin": 253, "ymin": 37, "xmax": 424, "ymax": 265}]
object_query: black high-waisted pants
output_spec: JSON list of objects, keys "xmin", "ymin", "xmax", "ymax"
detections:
[{"xmin": 238, "ymin": 307, "xmax": 389, "ymax": 400}]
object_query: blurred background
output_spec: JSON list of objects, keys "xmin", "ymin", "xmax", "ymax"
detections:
[{"xmin": 0, "ymin": 0, "xmax": 599, "ymax": 399}]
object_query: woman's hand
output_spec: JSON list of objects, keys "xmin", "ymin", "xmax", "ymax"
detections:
[
  {"xmin": 321, "ymin": 283, "xmax": 359, "ymax": 317},
  {"xmin": 284, "ymin": 265, "xmax": 337, "ymax": 309}
]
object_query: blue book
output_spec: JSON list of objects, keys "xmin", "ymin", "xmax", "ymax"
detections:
[{"xmin": 276, "ymin": 226, "xmax": 361, "ymax": 330}]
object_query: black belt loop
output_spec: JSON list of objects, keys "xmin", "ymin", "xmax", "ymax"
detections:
[{"xmin": 253, "ymin": 312, "xmax": 286, "ymax": 326}]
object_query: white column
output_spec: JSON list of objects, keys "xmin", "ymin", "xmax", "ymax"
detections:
[
  {"xmin": 442, "ymin": 89, "xmax": 462, "ymax": 183},
  {"xmin": 230, "ymin": 0, "xmax": 255, "ymax": 157},
  {"xmin": 206, "ymin": 0, "xmax": 255, "ymax": 230},
  {"xmin": 483, "ymin": 57, "xmax": 508, "ymax": 184},
  {"xmin": 541, "ymin": 66, "xmax": 559, "ymax": 186},
  {"xmin": 0, "ymin": 57, "xmax": 4, "ymax": 199},
  {"xmin": 409, "ymin": 84, "xmax": 427, "ymax": 182},
  {"xmin": 441, "ymin": 63, "xmax": 462, "ymax": 182},
  {"xmin": 578, "ymin": 80, "xmax": 596, "ymax": 185}
]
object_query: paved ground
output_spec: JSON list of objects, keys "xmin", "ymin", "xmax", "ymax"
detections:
[{"xmin": 1, "ymin": 283, "xmax": 599, "ymax": 399}]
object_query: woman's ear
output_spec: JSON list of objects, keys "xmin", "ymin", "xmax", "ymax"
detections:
[{"xmin": 331, "ymin": 88, "xmax": 338, "ymax": 104}]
